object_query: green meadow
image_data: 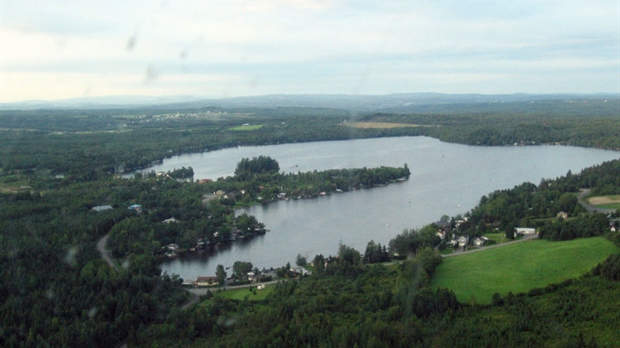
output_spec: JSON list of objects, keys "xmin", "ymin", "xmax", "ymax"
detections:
[
  {"xmin": 198, "ymin": 286, "xmax": 274, "ymax": 305},
  {"xmin": 430, "ymin": 237, "xmax": 619, "ymax": 304},
  {"xmin": 227, "ymin": 124, "xmax": 264, "ymax": 131}
]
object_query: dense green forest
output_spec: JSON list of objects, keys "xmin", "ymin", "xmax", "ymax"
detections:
[{"xmin": 1, "ymin": 99, "xmax": 619, "ymax": 347}]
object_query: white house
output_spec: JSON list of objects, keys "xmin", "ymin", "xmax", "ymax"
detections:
[
  {"xmin": 194, "ymin": 276, "xmax": 218, "ymax": 287},
  {"xmin": 515, "ymin": 227, "xmax": 536, "ymax": 235},
  {"xmin": 473, "ymin": 237, "xmax": 489, "ymax": 246},
  {"xmin": 92, "ymin": 205, "xmax": 113, "ymax": 212}
]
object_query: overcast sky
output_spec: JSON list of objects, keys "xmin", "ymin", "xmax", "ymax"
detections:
[{"xmin": 1, "ymin": 0, "xmax": 618, "ymax": 102}]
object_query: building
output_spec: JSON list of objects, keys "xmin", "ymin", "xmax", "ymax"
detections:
[
  {"xmin": 162, "ymin": 217, "xmax": 179, "ymax": 224},
  {"xmin": 92, "ymin": 205, "xmax": 113, "ymax": 212},
  {"xmin": 473, "ymin": 236, "xmax": 489, "ymax": 246},
  {"xmin": 194, "ymin": 276, "xmax": 218, "ymax": 287},
  {"xmin": 515, "ymin": 227, "xmax": 536, "ymax": 235}
]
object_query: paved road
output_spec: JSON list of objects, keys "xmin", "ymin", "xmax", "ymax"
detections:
[{"xmin": 442, "ymin": 234, "xmax": 538, "ymax": 258}]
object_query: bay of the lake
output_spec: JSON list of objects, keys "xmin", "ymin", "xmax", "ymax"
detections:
[{"xmin": 155, "ymin": 136, "xmax": 619, "ymax": 281}]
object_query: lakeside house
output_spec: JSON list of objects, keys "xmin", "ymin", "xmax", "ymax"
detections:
[{"xmin": 194, "ymin": 276, "xmax": 218, "ymax": 287}]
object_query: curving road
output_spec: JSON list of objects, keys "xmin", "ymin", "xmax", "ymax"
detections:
[
  {"xmin": 578, "ymin": 189, "xmax": 616, "ymax": 214},
  {"xmin": 97, "ymin": 233, "xmax": 212, "ymax": 313},
  {"xmin": 96, "ymin": 234, "xmax": 118, "ymax": 272}
]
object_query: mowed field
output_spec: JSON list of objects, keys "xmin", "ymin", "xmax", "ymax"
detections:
[
  {"xmin": 588, "ymin": 195, "xmax": 620, "ymax": 210},
  {"xmin": 345, "ymin": 122, "xmax": 432, "ymax": 129},
  {"xmin": 430, "ymin": 237, "xmax": 619, "ymax": 304}
]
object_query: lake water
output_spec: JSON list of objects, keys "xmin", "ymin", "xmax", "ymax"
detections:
[{"xmin": 155, "ymin": 136, "xmax": 619, "ymax": 281}]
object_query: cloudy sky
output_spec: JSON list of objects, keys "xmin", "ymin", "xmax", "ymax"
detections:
[{"xmin": 1, "ymin": 0, "xmax": 618, "ymax": 102}]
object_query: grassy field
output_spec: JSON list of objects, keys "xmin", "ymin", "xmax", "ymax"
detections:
[
  {"xmin": 481, "ymin": 232, "xmax": 517, "ymax": 245},
  {"xmin": 430, "ymin": 236, "xmax": 619, "ymax": 304},
  {"xmin": 227, "ymin": 124, "xmax": 264, "ymax": 131},
  {"xmin": 217, "ymin": 285, "xmax": 274, "ymax": 301},
  {"xmin": 345, "ymin": 122, "xmax": 431, "ymax": 129},
  {"xmin": 588, "ymin": 195, "xmax": 620, "ymax": 210}
]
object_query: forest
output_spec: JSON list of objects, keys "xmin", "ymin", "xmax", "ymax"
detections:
[{"xmin": 1, "ymin": 98, "xmax": 619, "ymax": 347}]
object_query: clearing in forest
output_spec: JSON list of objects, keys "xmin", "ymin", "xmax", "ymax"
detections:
[
  {"xmin": 588, "ymin": 195, "xmax": 620, "ymax": 210},
  {"xmin": 345, "ymin": 122, "xmax": 431, "ymax": 129},
  {"xmin": 430, "ymin": 236, "xmax": 619, "ymax": 304},
  {"xmin": 227, "ymin": 124, "xmax": 264, "ymax": 131}
]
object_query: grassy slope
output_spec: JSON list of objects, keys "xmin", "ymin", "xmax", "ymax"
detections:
[
  {"xmin": 430, "ymin": 237, "xmax": 619, "ymax": 304},
  {"xmin": 199, "ymin": 286, "xmax": 275, "ymax": 305}
]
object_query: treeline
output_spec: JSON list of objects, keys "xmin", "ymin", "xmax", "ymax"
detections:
[
  {"xmin": 131, "ymin": 240, "xmax": 620, "ymax": 347},
  {"xmin": 360, "ymin": 100, "xmax": 620, "ymax": 149},
  {"xmin": 131, "ymin": 246, "xmax": 456, "ymax": 347},
  {"xmin": 0, "ymin": 113, "xmax": 398, "ymax": 176},
  {"xmin": 446, "ymin": 159, "xmax": 620, "ymax": 242},
  {"xmin": 2, "ymin": 99, "xmax": 618, "ymax": 180}
]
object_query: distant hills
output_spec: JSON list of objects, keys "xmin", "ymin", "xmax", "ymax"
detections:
[{"xmin": 2, "ymin": 93, "xmax": 617, "ymax": 112}]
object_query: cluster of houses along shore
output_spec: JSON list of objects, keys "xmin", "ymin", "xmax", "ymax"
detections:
[{"xmin": 434, "ymin": 217, "xmax": 540, "ymax": 250}]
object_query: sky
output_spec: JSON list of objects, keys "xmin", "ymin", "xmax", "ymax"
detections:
[{"xmin": 1, "ymin": 0, "xmax": 619, "ymax": 102}]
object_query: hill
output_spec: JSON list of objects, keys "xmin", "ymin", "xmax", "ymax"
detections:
[{"xmin": 431, "ymin": 236, "xmax": 620, "ymax": 303}]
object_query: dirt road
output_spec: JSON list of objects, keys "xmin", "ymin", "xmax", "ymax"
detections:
[{"xmin": 96, "ymin": 234, "xmax": 118, "ymax": 271}]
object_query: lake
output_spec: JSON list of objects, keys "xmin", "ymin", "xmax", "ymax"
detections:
[{"xmin": 154, "ymin": 136, "xmax": 619, "ymax": 280}]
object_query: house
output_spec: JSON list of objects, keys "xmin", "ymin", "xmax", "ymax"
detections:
[
  {"xmin": 458, "ymin": 236, "xmax": 468, "ymax": 247},
  {"xmin": 277, "ymin": 192, "xmax": 287, "ymax": 200},
  {"xmin": 556, "ymin": 211, "xmax": 568, "ymax": 219},
  {"xmin": 473, "ymin": 237, "xmax": 488, "ymax": 246},
  {"xmin": 162, "ymin": 217, "xmax": 179, "ymax": 224},
  {"xmin": 92, "ymin": 205, "xmax": 113, "ymax": 212},
  {"xmin": 194, "ymin": 276, "xmax": 219, "ymax": 287},
  {"xmin": 290, "ymin": 266, "xmax": 311, "ymax": 276},
  {"xmin": 166, "ymin": 243, "xmax": 180, "ymax": 251},
  {"xmin": 515, "ymin": 227, "xmax": 536, "ymax": 235},
  {"xmin": 128, "ymin": 204, "xmax": 142, "ymax": 213}
]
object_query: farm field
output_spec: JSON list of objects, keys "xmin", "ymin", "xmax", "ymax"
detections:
[
  {"xmin": 430, "ymin": 236, "xmax": 619, "ymax": 304},
  {"xmin": 227, "ymin": 124, "xmax": 264, "ymax": 131},
  {"xmin": 345, "ymin": 122, "xmax": 431, "ymax": 129},
  {"xmin": 588, "ymin": 195, "xmax": 620, "ymax": 210}
]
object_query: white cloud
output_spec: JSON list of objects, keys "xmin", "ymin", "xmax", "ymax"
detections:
[{"xmin": 1, "ymin": 0, "xmax": 618, "ymax": 101}]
